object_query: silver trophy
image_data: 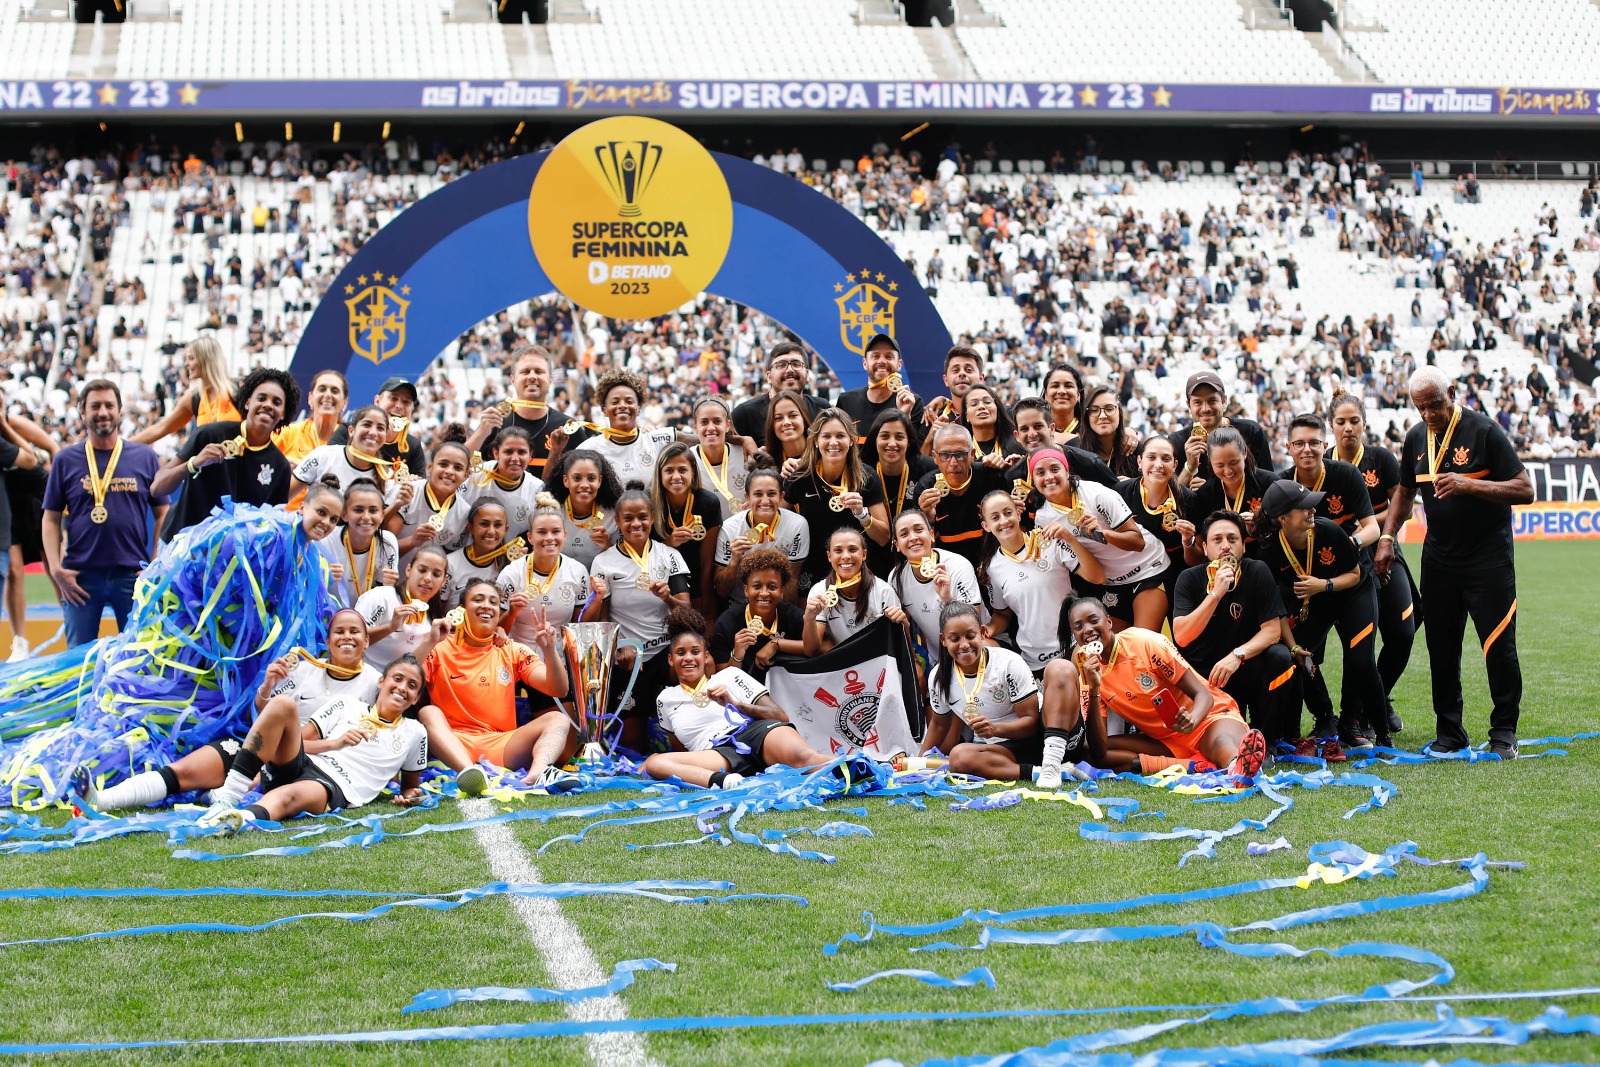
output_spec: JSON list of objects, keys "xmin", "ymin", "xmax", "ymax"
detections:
[{"xmin": 563, "ymin": 622, "xmax": 620, "ymax": 763}]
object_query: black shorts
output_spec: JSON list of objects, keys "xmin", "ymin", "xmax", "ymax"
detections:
[
  {"xmin": 1089, "ymin": 574, "xmax": 1167, "ymax": 624},
  {"xmin": 711, "ymin": 718, "xmax": 798, "ymax": 778},
  {"xmin": 998, "ymin": 734, "xmax": 1045, "ymax": 767},
  {"xmin": 5, "ymin": 466, "xmax": 46, "ymax": 565},
  {"xmin": 205, "ymin": 737, "xmax": 244, "ymax": 771},
  {"xmin": 258, "ymin": 749, "xmax": 349, "ymax": 810}
]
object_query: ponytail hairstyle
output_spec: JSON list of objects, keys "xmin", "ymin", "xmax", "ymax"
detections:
[
  {"xmin": 379, "ymin": 652, "xmax": 426, "ymax": 713},
  {"xmin": 972, "ymin": 488, "xmax": 1017, "ymax": 592},
  {"xmin": 304, "ymin": 475, "xmax": 346, "ymax": 517},
  {"xmin": 827, "ymin": 525, "xmax": 878, "ymax": 628},
  {"xmin": 931, "ymin": 600, "xmax": 985, "ymax": 706},
  {"xmin": 615, "ymin": 482, "xmax": 654, "ymax": 545},
  {"xmin": 664, "ymin": 605, "xmax": 710, "ymax": 680},
  {"xmin": 339, "ymin": 476, "xmax": 386, "ymax": 532},
  {"xmin": 1205, "ymin": 425, "xmax": 1256, "ymax": 476},
  {"xmin": 430, "ymin": 421, "xmax": 472, "ymax": 466}
]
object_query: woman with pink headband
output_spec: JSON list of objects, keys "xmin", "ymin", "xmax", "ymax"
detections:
[{"xmin": 1030, "ymin": 446, "xmax": 1171, "ymax": 632}]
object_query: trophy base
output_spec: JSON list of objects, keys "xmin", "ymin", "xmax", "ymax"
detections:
[{"xmin": 577, "ymin": 741, "xmax": 608, "ymax": 765}]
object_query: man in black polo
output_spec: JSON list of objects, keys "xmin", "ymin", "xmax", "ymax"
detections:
[
  {"xmin": 1379, "ymin": 366, "xmax": 1532, "ymax": 758},
  {"xmin": 463, "ymin": 344, "xmax": 592, "ymax": 475},
  {"xmin": 912, "ymin": 423, "xmax": 1009, "ymax": 568},
  {"xmin": 329, "ymin": 375, "xmax": 425, "ymax": 477},
  {"xmin": 835, "ymin": 333, "xmax": 926, "ymax": 459},
  {"xmin": 1171, "ymin": 371, "xmax": 1275, "ymax": 487},
  {"xmin": 731, "ymin": 341, "xmax": 829, "ymax": 442},
  {"xmin": 920, "ymin": 345, "xmax": 985, "ymax": 453}
]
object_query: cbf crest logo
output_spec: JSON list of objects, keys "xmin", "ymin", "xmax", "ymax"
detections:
[
  {"xmin": 834, "ymin": 269, "xmax": 898, "ymax": 355},
  {"xmin": 345, "ymin": 269, "xmax": 410, "ymax": 366}
]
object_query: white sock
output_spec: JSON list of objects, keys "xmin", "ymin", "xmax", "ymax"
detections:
[
  {"xmin": 209, "ymin": 769, "xmax": 255, "ymax": 808},
  {"xmin": 93, "ymin": 771, "xmax": 170, "ymax": 811},
  {"xmin": 1042, "ymin": 736, "xmax": 1067, "ymax": 769}
]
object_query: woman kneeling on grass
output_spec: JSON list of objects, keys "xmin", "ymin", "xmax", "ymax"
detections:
[
  {"xmin": 76, "ymin": 656, "xmax": 431, "ymax": 832},
  {"xmin": 643, "ymin": 607, "xmax": 835, "ymax": 790},
  {"xmin": 1067, "ymin": 597, "xmax": 1267, "ymax": 780}
]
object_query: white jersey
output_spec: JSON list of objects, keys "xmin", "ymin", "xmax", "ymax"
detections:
[
  {"xmin": 714, "ymin": 508, "xmax": 809, "ymax": 568},
  {"xmin": 315, "ymin": 529, "xmax": 401, "ymax": 609},
  {"xmin": 291, "ymin": 445, "xmax": 400, "ymax": 503},
  {"xmin": 306, "ymin": 695, "xmax": 430, "ymax": 808},
  {"xmin": 591, "ymin": 540, "xmax": 690, "ymax": 662},
  {"xmin": 354, "ymin": 585, "xmax": 434, "ymax": 669},
  {"xmin": 455, "ymin": 464, "xmax": 546, "ymax": 541},
  {"xmin": 986, "ymin": 538, "xmax": 1089, "ymax": 670},
  {"xmin": 693, "ymin": 445, "xmax": 750, "ymax": 512},
  {"xmin": 1035, "ymin": 479, "xmax": 1168, "ymax": 586},
  {"xmin": 657, "ymin": 666, "xmax": 767, "ymax": 752},
  {"xmin": 442, "ymin": 547, "xmax": 510, "ymax": 609},
  {"xmin": 558, "ymin": 506, "xmax": 620, "ymax": 571},
  {"xmin": 890, "ymin": 549, "xmax": 987, "ymax": 665},
  {"xmin": 392, "ymin": 487, "xmax": 468, "ymax": 572},
  {"xmin": 575, "ymin": 427, "xmax": 677, "ymax": 488},
  {"xmin": 816, "ymin": 578, "xmax": 900, "ymax": 645},
  {"xmin": 929, "ymin": 646, "xmax": 1039, "ymax": 744},
  {"xmin": 496, "ymin": 554, "xmax": 592, "ymax": 643},
  {"xmin": 270, "ymin": 658, "xmax": 382, "ymax": 722}
]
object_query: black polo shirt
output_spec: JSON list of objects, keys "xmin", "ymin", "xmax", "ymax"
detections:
[
  {"xmin": 1116, "ymin": 478, "xmax": 1200, "ymax": 564},
  {"xmin": 1342, "ymin": 444, "xmax": 1403, "ymax": 524},
  {"xmin": 474, "ymin": 407, "xmax": 594, "ymax": 475},
  {"xmin": 1255, "ymin": 516, "xmax": 1363, "ymax": 620},
  {"xmin": 1169, "ymin": 416, "xmax": 1275, "ymax": 483},
  {"xmin": 1279, "ymin": 459, "xmax": 1374, "ymax": 533},
  {"xmin": 910, "ymin": 464, "xmax": 1010, "ymax": 568},
  {"xmin": 1192, "ymin": 467, "xmax": 1280, "ymax": 546},
  {"xmin": 1172, "ymin": 557, "xmax": 1287, "ymax": 672},
  {"xmin": 162, "ymin": 420, "xmax": 292, "ymax": 539},
  {"xmin": 1399, "ymin": 406, "xmax": 1524, "ymax": 569},
  {"xmin": 835, "ymin": 387, "xmax": 928, "ymax": 460},
  {"xmin": 782, "ymin": 465, "xmax": 886, "ymax": 584},
  {"xmin": 663, "ymin": 487, "xmax": 726, "ymax": 601},
  {"xmin": 732, "ymin": 392, "xmax": 829, "ymax": 442}
]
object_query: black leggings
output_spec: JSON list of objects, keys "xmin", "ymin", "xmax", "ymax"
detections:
[
  {"xmin": 1337, "ymin": 549, "xmax": 1417, "ymax": 719},
  {"xmin": 1216, "ymin": 642, "xmax": 1302, "ymax": 749},
  {"xmin": 1296, "ymin": 579, "xmax": 1387, "ymax": 738}
]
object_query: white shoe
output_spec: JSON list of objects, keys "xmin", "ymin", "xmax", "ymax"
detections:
[
  {"xmin": 456, "ymin": 766, "xmax": 488, "ymax": 797},
  {"xmin": 533, "ymin": 766, "xmax": 580, "ymax": 794},
  {"xmin": 720, "ymin": 772, "xmax": 745, "ymax": 789},
  {"xmin": 197, "ymin": 804, "xmax": 253, "ymax": 835},
  {"xmin": 1035, "ymin": 764, "xmax": 1063, "ymax": 791},
  {"xmin": 6, "ymin": 636, "xmax": 27, "ymax": 663}
]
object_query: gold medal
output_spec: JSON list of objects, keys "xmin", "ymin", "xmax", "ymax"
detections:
[
  {"xmin": 934, "ymin": 473, "xmax": 950, "ymax": 497},
  {"xmin": 693, "ymin": 692, "xmax": 709, "ymax": 708},
  {"xmin": 824, "ymin": 587, "xmax": 840, "ymax": 608},
  {"xmin": 1065, "ymin": 505, "xmax": 1085, "ymax": 526},
  {"xmin": 885, "ymin": 373, "xmax": 903, "ymax": 393},
  {"xmin": 561, "ymin": 420, "xmax": 584, "ymax": 435},
  {"xmin": 1011, "ymin": 479, "xmax": 1031, "ymax": 504},
  {"xmin": 1085, "ymin": 639, "xmax": 1103, "ymax": 658},
  {"xmin": 634, "ymin": 572, "xmax": 652, "ymax": 590},
  {"xmin": 827, "ymin": 494, "xmax": 845, "ymax": 512},
  {"xmin": 1191, "ymin": 424, "xmax": 1210, "ymax": 440},
  {"xmin": 222, "ymin": 436, "xmax": 244, "ymax": 458},
  {"xmin": 388, "ymin": 415, "xmax": 407, "ymax": 434},
  {"xmin": 427, "ymin": 512, "xmax": 446, "ymax": 531},
  {"xmin": 505, "ymin": 539, "xmax": 527, "ymax": 562},
  {"xmin": 964, "ymin": 698, "xmax": 980, "ymax": 717},
  {"xmin": 445, "ymin": 607, "xmax": 465, "ymax": 629},
  {"xmin": 492, "ymin": 400, "xmax": 515, "ymax": 417},
  {"xmin": 1298, "ymin": 601, "xmax": 1310, "ymax": 622},
  {"xmin": 1162, "ymin": 510, "xmax": 1179, "ymax": 530},
  {"xmin": 90, "ymin": 505, "xmax": 108, "ymax": 524},
  {"xmin": 687, "ymin": 520, "xmax": 706, "ymax": 541},
  {"xmin": 917, "ymin": 556, "xmax": 938, "ymax": 579}
]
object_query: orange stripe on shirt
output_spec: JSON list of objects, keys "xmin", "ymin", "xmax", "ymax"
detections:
[
  {"xmin": 1482, "ymin": 598, "xmax": 1517, "ymax": 655},
  {"xmin": 937, "ymin": 529, "xmax": 986, "ymax": 542},
  {"xmin": 1348, "ymin": 622, "xmax": 1375, "ymax": 648}
]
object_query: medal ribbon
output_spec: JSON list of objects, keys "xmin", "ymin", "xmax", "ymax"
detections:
[
  {"xmin": 828, "ymin": 571, "xmax": 863, "ymax": 601},
  {"xmin": 744, "ymin": 605, "xmax": 777, "ymax": 637},
  {"xmin": 1425, "ymin": 405, "xmax": 1463, "ymax": 480},
  {"xmin": 620, "ymin": 540, "xmax": 652, "ymax": 579},
  {"xmin": 563, "ymin": 419, "xmax": 640, "ymax": 444},
  {"xmin": 877, "ymin": 463, "xmax": 909, "ymax": 513},
  {"xmin": 477, "ymin": 465, "xmax": 526, "ymax": 490},
  {"xmin": 347, "ymin": 446, "xmax": 402, "ymax": 482},
  {"xmin": 1279, "ymin": 527, "xmax": 1317, "ymax": 616},
  {"xmin": 84, "ymin": 438, "xmax": 123, "ymax": 515},
  {"xmin": 565, "ymin": 498, "xmax": 605, "ymax": 530},
  {"xmin": 465, "ymin": 537, "xmax": 526, "ymax": 567},
  {"xmin": 673, "ymin": 494, "xmax": 697, "ymax": 532},
  {"xmin": 748, "ymin": 516, "xmax": 776, "ymax": 543},
  {"xmin": 819, "ymin": 468, "xmax": 851, "ymax": 501},
  {"xmin": 679, "ymin": 677, "xmax": 710, "ymax": 704},
  {"xmin": 292, "ymin": 646, "xmax": 365, "ymax": 681},
  {"xmin": 524, "ymin": 559, "xmax": 559, "ymax": 599},
  {"xmin": 954, "ymin": 650, "xmax": 988, "ymax": 714},
  {"xmin": 697, "ymin": 446, "xmax": 735, "ymax": 504},
  {"xmin": 390, "ymin": 417, "xmax": 411, "ymax": 454},
  {"xmin": 999, "ymin": 530, "xmax": 1042, "ymax": 565},
  {"xmin": 424, "ymin": 484, "xmax": 454, "ymax": 526},
  {"xmin": 1139, "ymin": 481, "xmax": 1176, "ymax": 519},
  {"xmin": 341, "ymin": 530, "xmax": 379, "ymax": 597}
]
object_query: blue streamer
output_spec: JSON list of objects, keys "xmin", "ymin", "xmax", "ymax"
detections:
[
  {"xmin": 828, "ymin": 967, "xmax": 997, "ymax": 993},
  {"xmin": 404, "ymin": 959, "xmax": 675, "ymax": 1013}
]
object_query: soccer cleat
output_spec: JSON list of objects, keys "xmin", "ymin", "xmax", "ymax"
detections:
[
  {"xmin": 456, "ymin": 766, "xmax": 489, "ymax": 797},
  {"xmin": 6, "ymin": 636, "xmax": 27, "ymax": 664},
  {"xmin": 1310, "ymin": 716, "xmax": 1338, "ymax": 740},
  {"xmin": 1291, "ymin": 737, "xmax": 1319, "ymax": 759},
  {"xmin": 533, "ymin": 765, "xmax": 580, "ymax": 794},
  {"xmin": 68, "ymin": 766, "xmax": 98, "ymax": 810},
  {"xmin": 1226, "ymin": 728, "xmax": 1267, "ymax": 780},
  {"xmin": 197, "ymin": 804, "xmax": 253, "ymax": 835},
  {"xmin": 1318, "ymin": 738, "xmax": 1348, "ymax": 763},
  {"xmin": 1035, "ymin": 764, "xmax": 1063, "ymax": 791},
  {"xmin": 1488, "ymin": 740, "xmax": 1519, "ymax": 760},
  {"xmin": 720, "ymin": 772, "xmax": 745, "ymax": 790},
  {"xmin": 1386, "ymin": 708, "xmax": 1403, "ymax": 733}
]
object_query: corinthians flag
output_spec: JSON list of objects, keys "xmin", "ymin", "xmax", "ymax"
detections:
[{"xmin": 765, "ymin": 618, "xmax": 923, "ymax": 759}]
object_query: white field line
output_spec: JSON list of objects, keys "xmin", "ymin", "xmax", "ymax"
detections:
[{"xmin": 461, "ymin": 798, "xmax": 662, "ymax": 1067}]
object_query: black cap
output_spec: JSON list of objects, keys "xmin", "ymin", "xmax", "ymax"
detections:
[
  {"xmin": 1185, "ymin": 370, "xmax": 1226, "ymax": 397},
  {"xmin": 1261, "ymin": 479, "xmax": 1325, "ymax": 518},
  {"xmin": 865, "ymin": 332, "xmax": 899, "ymax": 353},
  {"xmin": 377, "ymin": 376, "xmax": 418, "ymax": 402}
]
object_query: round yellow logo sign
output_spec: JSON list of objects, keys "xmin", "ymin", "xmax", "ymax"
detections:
[{"xmin": 529, "ymin": 116, "xmax": 733, "ymax": 318}]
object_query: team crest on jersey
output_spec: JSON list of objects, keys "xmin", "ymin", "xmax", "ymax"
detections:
[
  {"xmin": 1451, "ymin": 446, "xmax": 1470, "ymax": 466},
  {"xmin": 515, "ymin": 504, "xmax": 530, "ymax": 523},
  {"xmin": 1318, "ymin": 547, "xmax": 1336, "ymax": 566},
  {"xmin": 1229, "ymin": 602, "xmax": 1244, "ymax": 620},
  {"xmin": 1248, "ymin": 497, "xmax": 1263, "ymax": 513},
  {"xmin": 257, "ymin": 464, "xmax": 274, "ymax": 486},
  {"xmin": 1326, "ymin": 494, "xmax": 1343, "ymax": 515},
  {"xmin": 389, "ymin": 733, "xmax": 404, "ymax": 754},
  {"xmin": 497, "ymin": 666, "xmax": 512, "ymax": 685},
  {"xmin": 1363, "ymin": 470, "xmax": 1380, "ymax": 487},
  {"xmin": 1135, "ymin": 670, "xmax": 1156, "ymax": 692},
  {"xmin": 1103, "ymin": 592, "xmax": 1120, "ymax": 607},
  {"xmin": 559, "ymin": 584, "xmax": 575, "ymax": 602}
]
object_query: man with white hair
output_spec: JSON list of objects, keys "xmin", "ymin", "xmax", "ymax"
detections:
[{"xmin": 1378, "ymin": 366, "xmax": 1532, "ymax": 759}]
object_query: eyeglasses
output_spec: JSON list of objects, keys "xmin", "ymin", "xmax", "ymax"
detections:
[
  {"xmin": 935, "ymin": 450, "xmax": 973, "ymax": 462},
  {"xmin": 1286, "ymin": 439, "xmax": 1325, "ymax": 451},
  {"xmin": 1087, "ymin": 405, "xmax": 1119, "ymax": 417},
  {"xmin": 769, "ymin": 359, "xmax": 807, "ymax": 371}
]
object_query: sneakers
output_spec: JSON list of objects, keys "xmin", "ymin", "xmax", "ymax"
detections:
[
  {"xmin": 1488, "ymin": 740, "xmax": 1519, "ymax": 760},
  {"xmin": 1291, "ymin": 737, "xmax": 1319, "ymax": 759},
  {"xmin": 1319, "ymin": 738, "xmax": 1348, "ymax": 763},
  {"xmin": 6, "ymin": 636, "xmax": 27, "ymax": 663},
  {"xmin": 1035, "ymin": 764, "xmax": 1063, "ymax": 790},
  {"xmin": 720, "ymin": 772, "xmax": 745, "ymax": 790},
  {"xmin": 1386, "ymin": 707, "xmax": 1403, "ymax": 733},
  {"xmin": 532, "ymin": 765, "xmax": 581, "ymax": 794},
  {"xmin": 196, "ymin": 804, "xmax": 254, "ymax": 835},
  {"xmin": 1226, "ymin": 728, "xmax": 1267, "ymax": 780},
  {"xmin": 68, "ymin": 766, "xmax": 97, "ymax": 810},
  {"xmin": 1310, "ymin": 716, "xmax": 1338, "ymax": 740},
  {"xmin": 456, "ymin": 766, "xmax": 489, "ymax": 797}
]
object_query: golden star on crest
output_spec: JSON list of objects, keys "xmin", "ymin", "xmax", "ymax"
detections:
[
  {"xmin": 178, "ymin": 82, "xmax": 201, "ymax": 105},
  {"xmin": 846, "ymin": 273, "xmax": 856, "ymax": 283},
  {"xmin": 834, "ymin": 283, "xmax": 844, "ymax": 292},
  {"xmin": 860, "ymin": 267, "xmax": 872, "ymax": 277},
  {"xmin": 401, "ymin": 285, "xmax": 411, "ymax": 295},
  {"xmin": 387, "ymin": 275, "xmax": 399, "ymax": 286},
  {"xmin": 357, "ymin": 274, "xmax": 368, "ymax": 285},
  {"xmin": 1152, "ymin": 85, "xmax": 1172, "ymax": 108},
  {"xmin": 888, "ymin": 281, "xmax": 898, "ymax": 291},
  {"xmin": 1077, "ymin": 85, "xmax": 1099, "ymax": 107},
  {"xmin": 96, "ymin": 83, "xmax": 118, "ymax": 105},
  {"xmin": 344, "ymin": 284, "xmax": 355, "ymax": 295},
  {"xmin": 875, "ymin": 272, "xmax": 885, "ymax": 282}
]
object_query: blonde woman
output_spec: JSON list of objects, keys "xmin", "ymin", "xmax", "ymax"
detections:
[{"xmin": 132, "ymin": 334, "xmax": 240, "ymax": 446}]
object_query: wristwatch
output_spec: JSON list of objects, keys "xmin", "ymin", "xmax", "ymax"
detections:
[
  {"xmin": 1324, "ymin": 578, "xmax": 1334, "ymax": 594},
  {"xmin": 1231, "ymin": 646, "xmax": 1248, "ymax": 661}
]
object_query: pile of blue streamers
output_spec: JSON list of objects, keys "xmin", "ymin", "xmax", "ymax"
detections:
[{"xmin": 0, "ymin": 501, "xmax": 334, "ymax": 807}]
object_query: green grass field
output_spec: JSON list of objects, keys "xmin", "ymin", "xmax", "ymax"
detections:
[{"xmin": 2, "ymin": 541, "xmax": 1598, "ymax": 1066}]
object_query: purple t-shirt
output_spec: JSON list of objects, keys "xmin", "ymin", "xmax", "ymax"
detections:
[{"xmin": 42, "ymin": 439, "xmax": 166, "ymax": 570}]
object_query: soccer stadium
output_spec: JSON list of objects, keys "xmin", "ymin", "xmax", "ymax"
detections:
[{"xmin": 1, "ymin": 0, "xmax": 1598, "ymax": 1062}]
